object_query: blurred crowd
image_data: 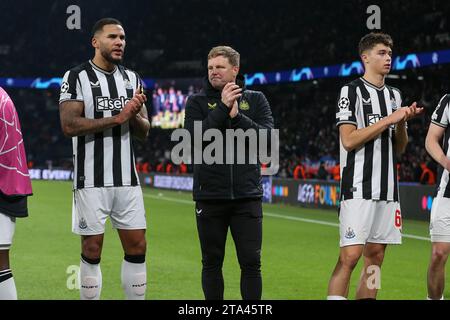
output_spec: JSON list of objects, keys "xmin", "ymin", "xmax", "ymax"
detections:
[
  {"xmin": 1, "ymin": 0, "xmax": 450, "ymax": 78},
  {"xmin": 6, "ymin": 63, "xmax": 450, "ymax": 184}
]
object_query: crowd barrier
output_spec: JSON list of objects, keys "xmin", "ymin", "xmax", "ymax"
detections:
[
  {"xmin": 139, "ymin": 173, "xmax": 435, "ymax": 222},
  {"xmin": 30, "ymin": 170, "xmax": 433, "ymax": 222}
]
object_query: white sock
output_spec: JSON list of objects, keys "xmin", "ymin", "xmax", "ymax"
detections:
[
  {"xmin": 80, "ymin": 257, "xmax": 102, "ymax": 300},
  {"xmin": 0, "ymin": 269, "xmax": 17, "ymax": 300},
  {"xmin": 121, "ymin": 257, "xmax": 146, "ymax": 300},
  {"xmin": 327, "ymin": 295, "xmax": 347, "ymax": 300}
]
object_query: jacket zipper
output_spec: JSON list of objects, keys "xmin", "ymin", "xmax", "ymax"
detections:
[
  {"xmin": 229, "ymin": 118, "xmax": 234, "ymax": 199},
  {"xmin": 229, "ymin": 94, "xmax": 243, "ymax": 200}
]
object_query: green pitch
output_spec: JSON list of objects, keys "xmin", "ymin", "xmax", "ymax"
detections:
[{"xmin": 10, "ymin": 180, "xmax": 443, "ymax": 300}]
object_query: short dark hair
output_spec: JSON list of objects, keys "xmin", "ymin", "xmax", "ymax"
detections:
[
  {"xmin": 358, "ymin": 32, "xmax": 393, "ymax": 56},
  {"xmin": 91, "ymin": 18, "xmax": 122, "ymax": 37}
]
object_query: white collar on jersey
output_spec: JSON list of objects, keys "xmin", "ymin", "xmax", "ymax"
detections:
[
  {"xmin": 89, "ymin": 60, "xmax": 118, "ymax": 75},
  {"xmin": 360, "ymin": 77, "xmax": 386, "ymax": 91}
]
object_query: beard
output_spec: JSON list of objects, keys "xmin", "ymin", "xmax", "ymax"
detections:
[{"xmin": 100, "ymin": 47, "xmax": 123, "ymax": 64}]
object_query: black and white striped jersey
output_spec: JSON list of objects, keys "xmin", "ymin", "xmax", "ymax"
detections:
[
  {"xmin": 430, "ymin": 94, "xmax": 450, "ymax": 198},
  {"xmin": 59, "ymin": 60, "xmax": 141, "ymax": 189},
  {"xmin": 336, "ymin": 77, "xmax": 402, "ymax": 202}
]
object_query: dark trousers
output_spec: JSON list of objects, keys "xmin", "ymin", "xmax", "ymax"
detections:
[{"xmin": 195, "ymin": 198, "xmax": 263, "ymax": 300}]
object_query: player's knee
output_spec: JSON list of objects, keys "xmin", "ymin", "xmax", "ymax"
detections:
[
  {"xmin": 431, "ymin": 248, "xmax": 449, "ymax": 264},
  {"xmin": 238, "ymin": 250, "xmax": 261, "ymax": 272},
  {"xmin": 340, "ymin": 252, "xmax": 361, "ymax": 270},
  {"xmin": 82, "ymin": 242, "xmax": 102, "ymax": 259},
  {"xmin": 365, "ymin": 250, "xmax": 385, "ymax": 265},
  {"xmin": 126, "ymin": 238, "xmax": 146, "ymax": 255},
  {"xmin": 201, "ymin": 245, "xmax": 226, "ymax": 268},
  {"xmin": 0, "ymin": 250, "xmax": 10, "ymax": 270},
  {"xmin": 202, "ymin": 254, "xmax": 224, "ymax": 271},
  {"xmin": 137, "ymin": 238, "xmax": 147, "ymax": 253},
  {"xmin": 122, "ymin": 238, "xmax": 146, "ymax": 256}
]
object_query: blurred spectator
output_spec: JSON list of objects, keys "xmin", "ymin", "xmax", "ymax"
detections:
[
  {"xmin": 420, "ymin": 162, "xmax": 436, "ymax": 185},
  {"xmin": 317, "ymin": 162, "xmax": 329, "ymax": 180},
  {"xmin": 293, "ymin": 163, "xmax": 306, "ymax": 180}
]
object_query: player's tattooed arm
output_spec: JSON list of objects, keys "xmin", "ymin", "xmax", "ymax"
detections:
[
  {"xmin": 59, "ymin": 100, "xmax": 123, "ymax": 137},
  {"xmin": 60, "ymin": 88, "xmax": 147, "ymax": 137},
  {"xmin": 129, "ymin": 103, "xmax": 150, "ymax": 141}
]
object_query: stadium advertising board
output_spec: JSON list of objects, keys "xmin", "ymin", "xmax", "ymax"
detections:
[
  {"xmin": 153, "ymin": 174, "xmax": 193, "ymax": 191},
  {"xmin": 139, "ymin": 174, "xmax": 434, "ymax": 221},
  {"xmin": 139, "ymin": 173, "xmax": 273, "ymax": 203},
  {"xmin": 297, "ymin": 182, "xmax": 341, "ymax": 207},
  {"xmin": 270, "ymin": 179, "xmax": 435, "ymax": 221},
  {"xmin": 400, "ymin": 184, "xmax": 434, "ymax": 221},
  {"xmin": 29, "ymin": 169, "xmax": 73, "ymax": 181}
]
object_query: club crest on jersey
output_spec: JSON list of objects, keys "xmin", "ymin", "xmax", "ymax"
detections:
[
  {"xmin": 208, "ymin": 102, "xmax": 217, "ymax": 110},
  {"xmin": 344, "ymin": 227, "xmax": 356, "ymax": 239},
  {"xmin": 96, "ymin": 96, "xmax": 131, "ymax": 111},
  {"xmin": 391, "ymin": 98, "xmax": 398, "ymax": 110},
  {"xmin": 239, "ymin": 100, "xmax": 250, "ymax": 111},
  {"xmin": 124, "ymin": 79, "xmax": 133, "ymax": 90},
  {"xmin": 79, "ymin": 217, "xmax": 88, "ymax": 230}
]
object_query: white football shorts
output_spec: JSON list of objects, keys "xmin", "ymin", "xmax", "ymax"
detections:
[
  {"xmin": 430, "ymin": 197, "xmax": 450, "ymax": 242},
  {"xmin": 72, "ymin": 186, "xmax": 146, "ymax": 235},
  {"xmin": 339, "ymin": 199, "xmax": 402, "ymax": 247},
  {"xmin": 0, "ymin": 212, "xmax": 16, "ymax": 250}
]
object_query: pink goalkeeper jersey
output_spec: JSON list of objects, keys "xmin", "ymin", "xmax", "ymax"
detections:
[{"xmin": 0, "ymin": 86, "xmax": 32, "ymax": 196}]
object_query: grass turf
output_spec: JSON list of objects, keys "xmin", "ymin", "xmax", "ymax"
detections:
[{"xmin": 9, "ymin": 180, "xmax": 443, "ymax": 300}]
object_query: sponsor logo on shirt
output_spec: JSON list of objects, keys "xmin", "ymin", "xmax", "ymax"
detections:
[{"xmin": 96, "ymin": 96, "xmax": 131, "ymax": 111}]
